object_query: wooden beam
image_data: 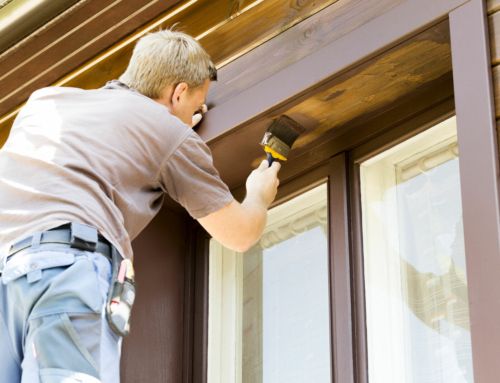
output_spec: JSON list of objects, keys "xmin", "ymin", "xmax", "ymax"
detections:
[
  {"xmin": 206, "ymin": 0, "xmax": 407, "ymax": 108},
  {"xmin": 200, "ymin": 0, "xmax": 341, "ymax": 69},
  {"xmin": 53, "ymin": 0, "xmax": 266, "ymax": 91},
  {"xmin": 197, "ymin": 0, "xmax": 468, "ymax": 145}
]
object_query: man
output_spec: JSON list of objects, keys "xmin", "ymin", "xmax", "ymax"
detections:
[{"xmin": 0, "ymin": 29, "xmax": 280, "ymax": 382}]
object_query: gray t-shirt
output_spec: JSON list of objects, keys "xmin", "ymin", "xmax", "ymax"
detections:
[{"xmin": 0, "ymin": 80, "xmax": 233, "ymax": 260}]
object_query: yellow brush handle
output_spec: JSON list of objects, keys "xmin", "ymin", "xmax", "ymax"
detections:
[{"xmin": 264, "ymin": 146, "xmax": 287, "ymax": 161}]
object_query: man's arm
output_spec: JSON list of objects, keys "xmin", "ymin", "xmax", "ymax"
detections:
[{"xmin": 198, "ymin": 160, "xmax": 280, "ymax": 252}]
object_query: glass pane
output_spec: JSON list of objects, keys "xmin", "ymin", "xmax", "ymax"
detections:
[
  {"xmin": 208, "ymin": 184, "xmax": 331, "ymax": 383},
  {"xmin": 360, "ymin": 116, "xmax": 473, "ymax": 383}
]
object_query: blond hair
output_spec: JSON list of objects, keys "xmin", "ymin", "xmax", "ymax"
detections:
[{"xmin": 119, "ymin": 28, "xmax": 217, "ymax": 99}]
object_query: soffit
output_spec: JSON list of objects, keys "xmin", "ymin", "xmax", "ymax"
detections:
[{"xmin": 211, "ymin": 19, "xmax": 454, "ymax": 194}]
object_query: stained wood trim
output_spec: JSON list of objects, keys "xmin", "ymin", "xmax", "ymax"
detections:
[
  {"xmin": 450, "ymin": 0, "xmax": 500, "ymax": 380},
  {"xmin": 328, "ymin": 153, "xmax": 354, "ymax": 383},
  {"xmin": 205, "ymin": 0, "xmax": 406, "ymax": 108},
  {"xmin": 197, "ymin": 0, "xmax": 469, "ymax": 145},
  {"xmin": 192, "ymin": 227, "xmax": 210, "ymax": 383},
  {"xmin": 221, "ymin": 73, "xmax": 454, "ymax": 194},
  {"xmin": 348, "ymin": 161, "xmax": 367, "ymax": 383},
  {"xmin": 182, "ymin": 220, "xmax": 197, "ymax": 383}
]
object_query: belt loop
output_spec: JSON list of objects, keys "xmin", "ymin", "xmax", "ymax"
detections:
[{"xmin": 31, "ymin": 231, "xmax": 42, "ymax": 249}]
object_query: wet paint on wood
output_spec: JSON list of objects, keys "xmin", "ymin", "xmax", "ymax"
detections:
[
  {"xmin": 230, "ymin": 78, "xmax": 454, "ymax": 199},
  {"xmin": 208, "ymin": 20, "xmax": 453, "ymax": 190}
]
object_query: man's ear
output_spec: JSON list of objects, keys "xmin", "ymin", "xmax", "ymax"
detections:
[{"xmin": 171, "ymin": 82, "xmax": 188, "ymax": 107}]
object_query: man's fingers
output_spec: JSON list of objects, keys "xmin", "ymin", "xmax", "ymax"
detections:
[
  {"xmin": 192, "ymin": 113, "xmax": 202, "ymax": 127},
  {"xmin": 201, "ymin": 104, "xmax": 208, "ymax": 114},
  {"xmin": 270, "ymin": 161, "xmax": 281, "ymax": 173},
  {"xmin": 259, "ymin": 159, "xmax": 269, "ymax": 171}
]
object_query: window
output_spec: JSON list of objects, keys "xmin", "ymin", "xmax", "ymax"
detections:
[
  {"xmin": 360, "ymin": 116, "xmax": 474, "ymax": 382},
  {"xmin": 208, "ymin": 184, "xmax": 331, "ymax": 383}
]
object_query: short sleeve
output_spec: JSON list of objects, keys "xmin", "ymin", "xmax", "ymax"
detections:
[{"xmin": 158, "ymin": 131, "xmax": 234, "ymax": 219}]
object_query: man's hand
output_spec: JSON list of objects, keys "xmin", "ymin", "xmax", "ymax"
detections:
[
  {"xmin": 245, "ymin": 159, "xmax": 281, "ymax": 208},
  {"xmin": 191, "ymin": 104, "xmax": 208, "ymax": 127},
  {"xmin": 198, "ymin": 159, "xmax": 281, "ymax": 252}
]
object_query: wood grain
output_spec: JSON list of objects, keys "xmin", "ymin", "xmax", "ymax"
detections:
[
  {"xmin": 207, "ymin": 0, "xmax": 407, "ymax": 108},
  {"xmin": 284, "ymin": 24, "xmax": 451, "ymax": 151},
  {"xmin": 200, "ymin": 0, "xmax": 340, "ymax": 68},
  {"xmin": 489, "ymin": 10, "xmax": 500, "ymax": 65},
  {"xmin": 229, "ymin": 76, "xmax": 453, "ymax": 198},
  {"xmin": 492, "ymin": 64, "xmax": 500, "ymax": 118},
  {"xmin": 206, "ymin": 21, "xmax": 452, "ymax": 190},
  {"xmin": 58, "ymin": 0, "xmax": 261, "ymax": 91},
  {"xmin": 59, "ymin": 0, "xmax": 343, "ymax": 91},
  {"xmin": 55, "ymin": 0, "xmax": 341, "ymax": 91},
  {"xmin": 488, "ymin": 0, "xmax": 500, "ymax": 14}
]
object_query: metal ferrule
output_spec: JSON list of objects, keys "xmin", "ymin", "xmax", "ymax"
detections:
[{"xmin": 260, "ymin": 132, "xmax": 290, "ymax": 159}]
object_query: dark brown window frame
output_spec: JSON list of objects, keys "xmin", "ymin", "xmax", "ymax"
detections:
[{"xmin": 195, "ymin": 0, "xmax": 500, "ymax": 382}]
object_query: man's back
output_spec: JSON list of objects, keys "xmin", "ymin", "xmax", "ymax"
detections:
[{"xmin": 0, "ymin": 80, "xmax": 198, "ymax": 260}]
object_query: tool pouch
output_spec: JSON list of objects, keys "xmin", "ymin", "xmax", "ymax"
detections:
[{"xmin": 106, "ymin": 246, "xmax": 136, "ymax": 337}]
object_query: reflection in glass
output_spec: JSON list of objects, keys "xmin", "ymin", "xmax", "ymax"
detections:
[
  {"xmin": 208, "ymin": 184, "xmax": 331, "ymax": 383},
  {"xmin": 360, "ymin": 116, "xmax": 473, "ymax": 382}
]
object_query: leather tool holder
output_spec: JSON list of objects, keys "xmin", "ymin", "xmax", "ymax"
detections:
[
  {"xmin": 70, "ymin": 222, "xmax": 98, "ymax": 252},
  {"xmin": 70, "ymin": 222, "xmax": 136, "ymax": 337},
  {"xmin": 106, "ymin": 245, "xmax": 136, "ymax": 337}
]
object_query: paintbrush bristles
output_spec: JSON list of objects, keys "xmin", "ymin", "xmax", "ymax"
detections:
[{"xmin": 267, "ymin": 115, "xmax": 305, "ymax": 148}]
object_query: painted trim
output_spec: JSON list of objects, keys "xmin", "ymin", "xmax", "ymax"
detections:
[
  {"xmin": 198, "ymin": 0, "xmax": 470, "ymax": 144},
  {"xmin": 328, "ymin": 153, "xmax": 355, "ymax": 383},
  {"xmin": 449, "ymin": 0, "xmax": 500, "ymax": 380}
]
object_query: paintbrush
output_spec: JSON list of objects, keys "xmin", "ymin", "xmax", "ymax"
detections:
[{"xmin": 260, "ymin": 115, "xmax": 306, "ymax": 166}]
